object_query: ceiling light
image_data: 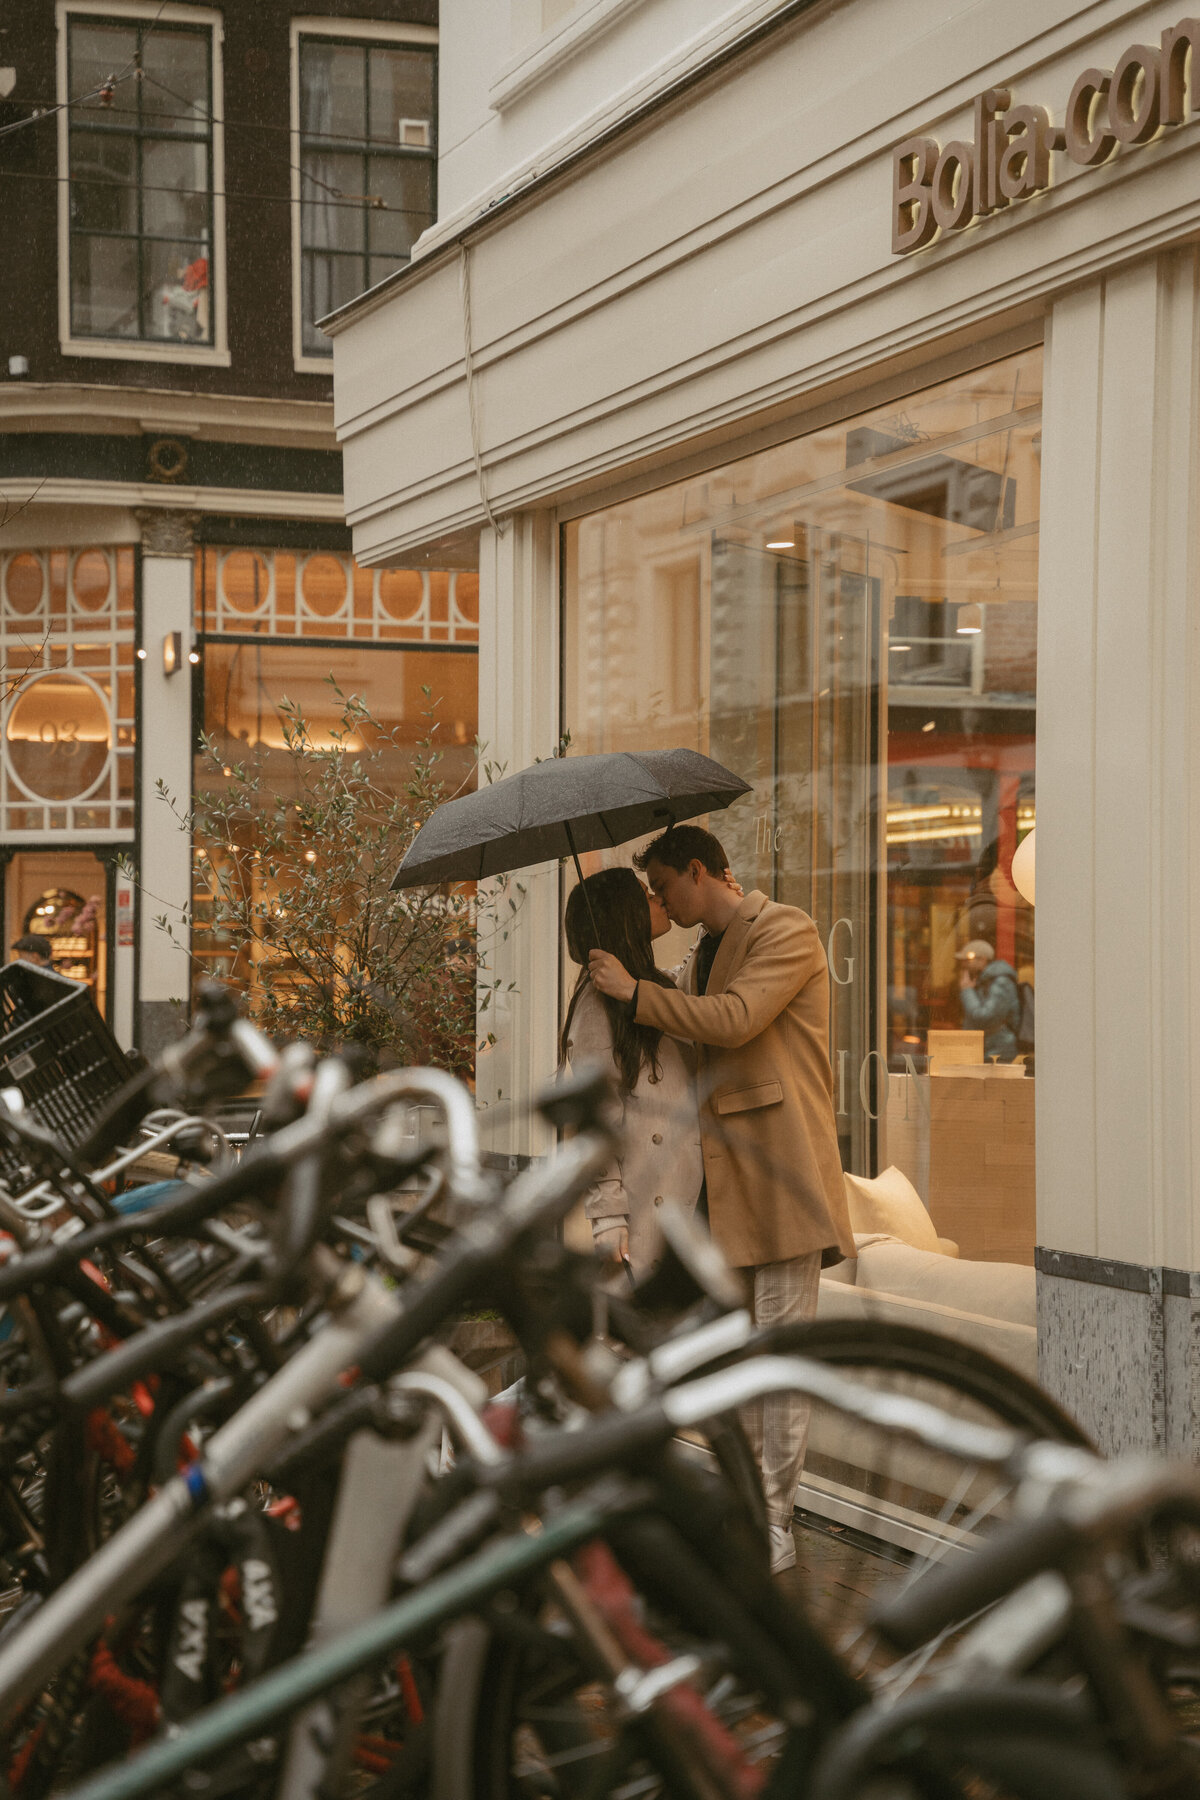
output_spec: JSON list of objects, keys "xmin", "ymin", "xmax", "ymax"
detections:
[
  {"xmin": 890, "ymin": 643, "xmax": 911, "ymax": 652},
  {"xmin": 766, "ymin": 538, "xmax": 794, "ymax": 550},
  {"xmin": 956, "ymin": 601, "xmax": 983, "ymax": 635},
  {"xmin": 1011, "ymin": 827, "xmax": 1036, "ymax": 905},
  {"xmin": 922, "ymin": 720, "xmax": 936, "ymax": 732}
]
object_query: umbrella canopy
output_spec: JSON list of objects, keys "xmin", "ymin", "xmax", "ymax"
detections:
[{"xmin": 392, "ymin": 748, "xmax": 751, "ymax": 888}]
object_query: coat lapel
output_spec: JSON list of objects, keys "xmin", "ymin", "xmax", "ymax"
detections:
[{"xmin": 706, "ymin": 890, "xmax": 768, "ymax": 993}]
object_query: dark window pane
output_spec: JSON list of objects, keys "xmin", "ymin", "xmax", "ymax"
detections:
[
  {"xmin": 302, "ymin": 251, "xmax": 367, "ymax": 350},
  {"xmin": 367, "ymin": 157, "xmax": 433, "ymax": 257},
  {"xmin": 68, "ymin": 19, "xmax": 213, "ymax": 348},
  {"xmin": 142, "ymin": 137, "xmax": 210, "ymax": 237},
  {"xmin": 69, "ymin": 131, "xmax": 137, "ymax": 233},
  {"xmin": 301, "ymin": 152, "xmax": 366, "ymax": 252},
  {"xmin": 300, "ymin": 41, "xmax": 366, "ymax": 140},
  {"xmin": 144, "ymin": 240, "xmax": 212, "ymax": 343},
  {"xmin": 140, "ymin": 29, "xmax": 210, "ymax": 126},
  {"xmin": 71, "ymin": 235, "xmax": 139, "ymax": 337},
  {"xmin": 368, "ymin": 48, "xmax": 434, "ymax": 147},
  {"xmin": 70, "ymin": 22, "xmax": 137, "ymax": 107},
  {"xmin": 368, "ymin": 256, "xmax": 405, "ymax": 291}
]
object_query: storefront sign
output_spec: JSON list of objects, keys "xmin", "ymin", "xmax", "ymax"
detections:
[{"xmin": 892, "ymin": 17, "xmax": 1200, "ymax": 254}]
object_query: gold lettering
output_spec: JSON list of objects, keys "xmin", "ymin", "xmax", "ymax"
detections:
[
  {"xmin": 1110, "ymin": 44, "xmax": 1162, "ymax": 143},
  {"xmin": 892, "ymin": 137, "xmax": 939, "ymax": 254},
  {"xmin": 1065, "ymin": 68, "xmax": 1117, "ymax": 164},
  {"xmin": 1161, "ymin": 18, "xmax": 1200, "ymax": 124},
  {"xmin": 973, "ymin": 87, "xmax": 1011, "ymax": 215},
  {"xmin": 997, "ymin": 104, "xmax": 1052, "ymax": 199},
  {"xmin": 931, "ymin": 141, "xmax": 975, "ymax": 233}
]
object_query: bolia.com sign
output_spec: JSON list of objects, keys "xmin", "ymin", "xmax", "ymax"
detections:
[{"xmin": 893, "ymin": 17, "xmax": 1200, "ymax": 253}]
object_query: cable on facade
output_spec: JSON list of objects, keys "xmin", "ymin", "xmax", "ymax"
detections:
[
  {"xmin": 2, "ymin": 165, "xmax": 426, "ymax": 216},
  {"xmin": 459, "ymin": 242, "xmax": 505, "ymax": 538},
  {"xmin": 0, "ymin": 0, "xmax": 169, "ymax": 141}
]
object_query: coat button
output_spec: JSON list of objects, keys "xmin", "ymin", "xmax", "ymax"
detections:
[
  {"xmin": 653, "ymin": 1195, "xmax": 663, "ymax": 1207},
  {"xmin": 652, "ymin": 1132, "xmax": 663, "ymax": 1145}
]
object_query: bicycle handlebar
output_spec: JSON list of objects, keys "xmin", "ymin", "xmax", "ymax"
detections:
[
  {"xmin": 873, "ymin": 1450, "xmax": 1200, "ymax": 1653},
  {"xmin": 0, "ymin": 1065, "xmax": 462, "ymax": 1302}
]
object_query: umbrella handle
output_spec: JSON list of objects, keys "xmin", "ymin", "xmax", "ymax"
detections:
[{"xmin": 564, "ymin": 820, "xmax": 602, "ymax": 944}]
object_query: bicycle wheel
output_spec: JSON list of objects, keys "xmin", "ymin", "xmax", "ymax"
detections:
[
  {"xmin": 432, "ymin": 1319, "xmax": 1093, "ymax": 1799},
  {"xmin": 719, "ymin": 1318, "xmax": 1090, "ymax": 1684}
]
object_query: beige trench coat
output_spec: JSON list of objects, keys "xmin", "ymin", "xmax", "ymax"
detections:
[
  {"xmin": 634, "ymin": 890, "xmax": 854, "ymax": 1270},
  {"xmin": 564, "ymin": 984, "xmax": 704, "ymax": 1275}
]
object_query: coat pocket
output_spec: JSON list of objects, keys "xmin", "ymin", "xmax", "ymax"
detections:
[{"xmin": 714, "ymin": 1080, "xmax": 783, "ymax": 1115}]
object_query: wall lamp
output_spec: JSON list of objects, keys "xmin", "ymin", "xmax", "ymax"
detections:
[{"xmin": 162, "ymin": 631, "xmax": 183, "ymax": 676}]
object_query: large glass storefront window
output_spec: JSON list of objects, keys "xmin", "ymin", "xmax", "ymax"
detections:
[
  {"xmin": 564, "ymin": 348, "xmax": 1039, "ymax": 1275},
  {"xmin": 192, "ymin": 547, "xmax": 479, "ymax": 1050}
]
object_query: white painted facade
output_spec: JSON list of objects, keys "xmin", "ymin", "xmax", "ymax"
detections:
[{"xmin": 331, "ymin": 0, "xmax": 1200, "ymax": 1449}]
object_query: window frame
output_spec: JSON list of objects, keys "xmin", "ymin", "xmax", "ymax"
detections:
[
  {"xmin": 289, "ymin": 16, "xmax": 438, "ymax": 375},
  {"xmin": 56, "ymin": 0, "xmax": 229, "ymax": 366}
]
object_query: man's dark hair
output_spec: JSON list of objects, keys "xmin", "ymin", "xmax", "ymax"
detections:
[
  {"xmin": 12, "ymin": 935, "xmax": 51, "ymax": 961},
  {"xmin": 634, "ymin": 823, "xmax": 727, "ymax": 878}
]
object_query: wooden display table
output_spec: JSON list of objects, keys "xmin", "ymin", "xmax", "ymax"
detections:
[{"xmin": 886, "ymin": 1070, "xmax": 1035, "ymax": 1265}]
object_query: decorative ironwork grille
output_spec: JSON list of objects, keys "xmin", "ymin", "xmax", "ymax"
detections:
[
  {"xmin": 0, "ymin": 548, "xmax": 136, "ymax": 838},
  {"xmin": 194, "ymin": 548, "xmax": 479, "ymax": 645}
]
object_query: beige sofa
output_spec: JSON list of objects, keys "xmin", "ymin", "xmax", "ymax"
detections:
[
  {"xmin": 817, "ymin": 1164, "xmax": 1037, "ymax": 1381},
  {"xmin": 798, "ymin": 1169, "xmax": 1039, "ymax": 1549}
]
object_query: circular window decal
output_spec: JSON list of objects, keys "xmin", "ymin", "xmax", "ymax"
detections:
[
  {"xmin": 220, "ymin": 551, "xmax": 270, "ymax": 616},
  {"xmin": 453, "ymin": 573, "xmax": 480, "ymax": 626},
  {"xmin": 379, "ymin": 568, "xmax": 424, "ymax": 623},
  {"xmin": 5, "ymin": 554, "xmax": 44, "ymax": 615},
  {"xmin": 300, "ymin": 554, "xmax": 350, "ymax": 619},
  {"xmin": 6, "ymin": 673, "xmax": 112, "ymax": 802},
  {"xmin": 72, "ymin": 550, "xmax": 112, "ymax": 612}
]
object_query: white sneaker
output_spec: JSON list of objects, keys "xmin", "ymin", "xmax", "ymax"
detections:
[{"xmin": 769, "ymin": 1523, "xmax": 796, "ymax": 1574}]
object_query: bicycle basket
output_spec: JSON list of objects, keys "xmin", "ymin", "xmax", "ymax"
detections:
[{"xmin": 0, "ymin": 963, "xmax": 134, "ymax": 1181}]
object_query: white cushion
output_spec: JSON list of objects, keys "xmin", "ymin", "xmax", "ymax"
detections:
[
  {"xmin": 854, "ymin": 1240, "xmax": 1036, "ymax": 1330},
  {"xmin": 843, "ymin": 1165, "xmax": 940, "ymax": 1254}
]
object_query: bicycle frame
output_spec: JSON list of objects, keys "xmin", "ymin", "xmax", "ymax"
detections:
[{"xmin": 54, "ymin": 1347, "xmax": 1043, "ymax": 1800}]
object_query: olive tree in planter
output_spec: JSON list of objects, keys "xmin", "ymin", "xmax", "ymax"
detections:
[{"xmin": 155, "ymin": 680, "xmax": 510, "ymax": 1075}]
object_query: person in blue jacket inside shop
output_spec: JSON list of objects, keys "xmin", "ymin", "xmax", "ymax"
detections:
[{"xmin": 956, "ymin": 938, "xmax": 1020, "ymax": 1063}]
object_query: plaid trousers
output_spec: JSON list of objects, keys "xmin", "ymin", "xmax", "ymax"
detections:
[{"xmin": 743, "ymin": 1251, "xmax": 822, "ymax": 1527}]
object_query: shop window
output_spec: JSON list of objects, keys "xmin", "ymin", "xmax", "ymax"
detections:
[
  {"xmin": 64, "ymin": 13, "xmax": 217, "ymax": 347},
  {"xmin": 4, "ymin": 852, "xmax": 111, "ymax": 1017},
  {"xmin": 192, "ymin": 638, "xmax": 477, "ymax": 999},
  {"xmin": 194, "ymin": 547, "xmax": 478, "ymax": 646},
  {"xmin": 294, "ymin": 33, "xmax": 436, "ymax": 360},
  {"xmin": 564, "ymin": 348, "xmax": 1041, "ymax": 1273},
  {"xmin": 0, "ymin": 548, "xmax": 136, "ymax": 836}
]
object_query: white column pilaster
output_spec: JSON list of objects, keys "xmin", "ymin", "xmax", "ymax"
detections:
[
  {"xmin": 136, "ymin": 511, "xmax": 197, "ymax": 1056},
  {"xmin": 1037, "ymin": 247, "xmax": 1200, "ymax": 1449},
  {"xmin": 475, "ymin": 512, "xmax": 560, "ymax": 1158}
]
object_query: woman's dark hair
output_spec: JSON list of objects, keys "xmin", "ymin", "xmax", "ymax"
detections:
[{"xmin": 559, "ymin": 867, "xmax": 674, "ymax": 1098}]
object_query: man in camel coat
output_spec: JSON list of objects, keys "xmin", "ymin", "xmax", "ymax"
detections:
[{"xmin": 590, "ymin": 823, "xmax": 853, "ymax": 1573}]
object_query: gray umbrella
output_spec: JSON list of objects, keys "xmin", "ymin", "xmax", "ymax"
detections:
[{"xmin": 391, "ymin": 747, "xmax": 751, "ymax": 891}]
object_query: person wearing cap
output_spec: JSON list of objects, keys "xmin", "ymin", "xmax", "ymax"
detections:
[
  {"xmin": 956, "ymin": 938, "xmax": 1020, "ymax": 1063},
  {"xmin": 10, "ymin": 935, "xmax": 51, "ymax": 968}
]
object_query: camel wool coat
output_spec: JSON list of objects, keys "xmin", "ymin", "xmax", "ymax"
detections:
[{"xmin": 634, "ymin": 890, "xmax": 855, "ymax": 1270}]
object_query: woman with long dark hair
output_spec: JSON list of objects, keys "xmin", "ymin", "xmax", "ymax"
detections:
[{"xmin": 560, "ymin": 867, "xmax": 703, "ymax": 1274}]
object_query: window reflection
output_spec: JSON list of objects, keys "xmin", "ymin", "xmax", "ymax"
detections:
[{"xmin": 564, "ymin": 349, "xmax": 1040, "ymax": 1266}]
